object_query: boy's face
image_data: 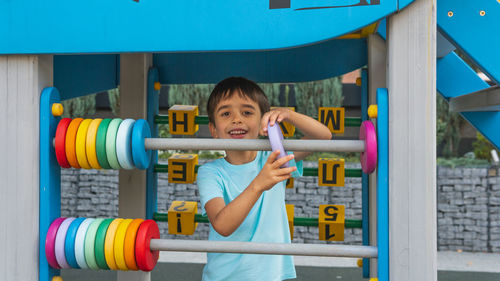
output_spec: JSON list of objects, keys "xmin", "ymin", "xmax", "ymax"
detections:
[{"xmin": 209, "ymin": 92, "xmax": 262, "ymax": 140}]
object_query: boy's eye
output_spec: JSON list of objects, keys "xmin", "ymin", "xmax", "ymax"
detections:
[
  {"xmin": 243, "ymin": 111, "xmax": 253, "ymax": 116},
  {"xmin": 221, "ymin": 112, "xmax": 230, "ymax": 117}
]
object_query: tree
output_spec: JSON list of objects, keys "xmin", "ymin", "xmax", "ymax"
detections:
[
  {"xmin": 61, "ymin": 94, "xmax": 96, "ymax": 118},
  {"xmin": 436, "ymin": 94, "xmax": 464, "ymax": 157}
]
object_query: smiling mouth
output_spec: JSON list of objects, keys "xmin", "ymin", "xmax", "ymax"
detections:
[{"xmin": 228, "ymin": 129, "xmax": 248, "ymax": 137}]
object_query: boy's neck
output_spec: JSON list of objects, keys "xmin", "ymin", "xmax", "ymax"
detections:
[{"xmin": 224, "ymin": 150, "xmax": 258, "ymax": 165}]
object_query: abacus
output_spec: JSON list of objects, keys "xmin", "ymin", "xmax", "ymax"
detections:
[{"xmin": 40, "ymin": 80, "xmax": 389, "ymax": 281}]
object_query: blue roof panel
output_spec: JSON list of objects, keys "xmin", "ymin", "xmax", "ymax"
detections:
[{"xmin": 1, "ymin": 0, "xmax": 398, "ymax": 54}]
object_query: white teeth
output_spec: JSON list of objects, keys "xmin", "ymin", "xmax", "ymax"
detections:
[{"xmin": 229, "ymin": 130, "xmax": 246, "ymax": 135}]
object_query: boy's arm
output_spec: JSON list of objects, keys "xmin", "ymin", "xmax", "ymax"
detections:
[
  {"xmin": 205, "ymin": 151, "xmax": 296, "ymax": 237},
  {"xmin": 260, "ymin": 108, "xmax": 332, "ymax": 162}
]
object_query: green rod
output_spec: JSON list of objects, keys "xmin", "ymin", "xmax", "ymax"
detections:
[
  {"xmin": 155, "ymin": 115, "xmax": 362, "ymax": 127},
  {"xmin": 154, "ymin": 164, "xmax": 362, "ymax": 178},
  {"xmin": 153, "ymin": 212, "xmax": 362, "ymax": 228}
]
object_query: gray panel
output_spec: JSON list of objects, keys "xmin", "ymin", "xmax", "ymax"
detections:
[
  {"xmin": 449, "ymin": 86, "xmax": 500, "ymax": 112},
  {"xmin": 437, "ymin": 30, "xmax": 456, "ymax": 59},
  {"xmin": 387, "ymin": 0, "xmax": 437, "ymax": 280}
]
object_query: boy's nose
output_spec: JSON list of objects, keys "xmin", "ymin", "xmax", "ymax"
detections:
[{"xmin": 232, "ymin": 113, "xmax": 242, "ymax": 123}]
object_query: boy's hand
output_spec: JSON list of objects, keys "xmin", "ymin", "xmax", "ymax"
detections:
[
  {"xmin": 260, "ymin": 108, "xmax": 292, "ymax": 136},
  {"xmin": 251, "ymin": 150, "xmax": 297, "ymax": 192}
]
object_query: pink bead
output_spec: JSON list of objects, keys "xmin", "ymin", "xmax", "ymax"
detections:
[
  {"xmin": 360, "ymin": 121, "xmax": 377, "ymax": 174},
  {"xmin": 45, "ymin": 217, "xmax": 65, "ymax": 269}
]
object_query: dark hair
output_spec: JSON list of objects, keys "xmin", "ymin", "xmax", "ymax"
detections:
[{"xmin": 207, "ymin": 77, "xmax": 270, "ymax": 124}]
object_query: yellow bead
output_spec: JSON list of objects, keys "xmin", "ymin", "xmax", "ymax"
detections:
[
  {"xmin": 52, "ymin": 103, "xmax": 64, "ymax": 116},
  {"xmin": 168, "ymin": 154, "xmax": 198, "ymax": 184},
  {"xmin": 286, "ymin": 204, "xmax": 294, "ymax": 240},
  {"xmin": 318, "ymin": 158, "xmax": 345, "ymax": 187},
  {"xmin": 357, "ymin": 258, "xmax": 363, "ymax": 267},
  {"xmin": 356, "ymin": 77, "xmax": 362, "ymax": 86},
  {"xmin": 168, "ymin": 105, "xmax": 199, "ymax": 135},
  {"xmin": 154, "ymin": 82, "xmax": 161, "ymax": 91},
  {"xmin": 318, "ymin": 205, "xmax": 345, "ymax": 241},
  {"xmin": 271, "ymin": 107, "xmax": 296, "ymax": 137},
  {"xmin": 369, "ymin": 278, "xmax": 378, "ymax": 281},
  {"xmin": 168, "ymin": 201, "xmax": 198, "ymax": 235},
  {"xmin": 368, "ymin": 105, "xmax": 378, "ymax": 118},
  {"xmin": 52, "ymin": 277, "xmax": 63, "ymax": 281},
  {"xmin": 318, "ymin": 107, "xmax": 345, "ymax": 134}
]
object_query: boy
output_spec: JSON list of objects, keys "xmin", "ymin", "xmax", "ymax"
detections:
[{"xmin": 197, "ymin": 77, "xmax": 332, "ymax": 281}]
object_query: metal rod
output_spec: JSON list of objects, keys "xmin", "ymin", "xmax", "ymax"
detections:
[
  {"xmin": 149, "ymin": 239, "xmax": 378, "ymax": 258},
  {"xmin": 155, "ymin": 115, "xmax": 363, "ymax": 127},
  {"xmin": 153, "ymin": 212, "xmax": 363, "ymax": 228},
  {"xmin": 145, "ymin": 138, "xmax": 365, "ymax": 152},
  {"xmin": 154, "ymin": 164, "xmax": 363, "ymax": 177}
]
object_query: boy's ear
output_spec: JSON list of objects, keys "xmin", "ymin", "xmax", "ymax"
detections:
[{"xmin": 208, "ymin": 122, "xmax": 218, "ymax": 138}]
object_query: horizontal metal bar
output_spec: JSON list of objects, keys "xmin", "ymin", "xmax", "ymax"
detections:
[
  {"xmin": 145, "ymin": 138, "xmax": 365, "ymax": 152},
  {"xmin": 153, "ymin": 212, "xmax": 363, "ymax": 228},
  {"xmin": 153, "ymin": 164, "xmax": 363, "ymax": 178},
  {"xmin": 448, "ymin": 86, "xmax": 500, "ymax": 112},
  {"xmin": 155, "ymin": 115, "xmax": 363, "ymax": 127},
  {"xmin": 149, "ymin": 239, "xmax": 378, "ymax": 258}
]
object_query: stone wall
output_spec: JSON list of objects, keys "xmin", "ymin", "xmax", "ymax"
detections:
[
  {"xmin": 60, "ymin": 164, "xmax": 500, "ymax": 252},
  {"xmin": 437, "ymin": 166, "xmax": 500, "ymax": 252}
]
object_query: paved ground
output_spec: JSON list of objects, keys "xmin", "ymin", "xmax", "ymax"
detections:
[{"xmin": 61, "ymin": 251, "xmax": 500, "ymax": 281}]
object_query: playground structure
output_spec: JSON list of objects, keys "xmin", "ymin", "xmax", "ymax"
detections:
[{"xmin": 2, "ymin": 0, "xmax": 500, "ymax": 281}]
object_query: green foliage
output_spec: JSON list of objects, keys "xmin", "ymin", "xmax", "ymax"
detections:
[
  {"xmin": 436, "ymin": 94, "xmax": 464, "ymax": 157},
  {"xmin": 257, "ymin": 83, "xmax": 281, "ymax": 107},
  {"xmin": 158, "ymin": 150, "xmax": 173, "ymax": 160},
  {"xmin": 158, "ymin": 150, "xmax": 224, "ymax": 161},
  {"xmin": 61, "ymin": 94, "xmax": 96, "ymax": 118},
  {"xmin": 472, "ymin": 132, "xmax": 495, "ymax": 160},
  {"xmin": 165, "ymin": 76, "xmax": 343, "ymax": 118},
  {"xmin": 294, "ymin": 76, "xmax": 343, "ymax": 117},
  {"xmin": 168, "ymin": 84, "xmax": 215, "ymax": 115},
  {"xmin": 304, "ymin": 152, "xmax": 359, "ymax": 163},
  {"xmin": 198, "ymin": 150, "xmax": 224, "ymax": 159},
  {"xmin": 437, "ymin": 157, "xmax": 489, "ymax": 168},
  {"xmin": 108, "ymin": 87, "xmax": 120, "ymax": 116}
]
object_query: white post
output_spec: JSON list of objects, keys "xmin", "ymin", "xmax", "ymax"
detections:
[
  {"xmin": 367, "ymin": 33, "xmax": 387, "ymax": 278},
  {"xmin": 0, "ymin": 55, "xmax": 53, "ymax": 281},
  {"xmin": 387, "ymin": 0, "xmax": 437, "ymax": 280},
  {"xmin": 118, "ymin": 53, "xmax": 153, "ymax": 281}
]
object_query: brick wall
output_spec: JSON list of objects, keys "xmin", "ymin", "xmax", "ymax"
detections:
[{"xmin": 437, "ymin": 167, "xmax": 500, "ymax": 252}]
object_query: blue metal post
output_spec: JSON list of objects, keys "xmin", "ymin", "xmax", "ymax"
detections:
[
  {"xmin": 361, "ymin": 68, "xmax": 370, "ymax": 278},
  {"xmin": 376, "ymin": 88, "xmax": 389, "ymax": 281},
  {"xmin": 146, "ymin": 68, "xmax": 159, "ymax": 219},
  {"xmin": 39, "ymin": 87, "xmax": 62, "ymax": 281}
]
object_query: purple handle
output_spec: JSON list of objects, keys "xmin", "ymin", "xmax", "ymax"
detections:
[{"xmin": 267, "ymin": 122, "xmax": 290, "ymax": 168}]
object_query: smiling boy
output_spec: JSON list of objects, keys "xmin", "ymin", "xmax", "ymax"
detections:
[{"xmin": 197, "ymin": 77, "xmax": 331, "ymax": 281}]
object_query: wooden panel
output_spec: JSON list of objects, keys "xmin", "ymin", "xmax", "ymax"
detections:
[
  {"xmin": 367, "ymin": 33, "xmax": 386, "ymax": 278},
  {"xmin": 118, "ymin": 53, "xmax": 152, "ymax": 281},
  {"xmin": 0, "ymin": 55, "xmax": 53, "ymax": 281}
]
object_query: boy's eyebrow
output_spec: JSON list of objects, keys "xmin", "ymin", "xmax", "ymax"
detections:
[
  {"xmin": 216, "ymin": 105, "xmax": 231, "ymax": 113},
  {"xmin": 216, "ymin": 103, "xmax": 256, "ymax": 113},
  {"xmin": 241, "ymin": 104, "xmax": 256, "ymax": 110}
]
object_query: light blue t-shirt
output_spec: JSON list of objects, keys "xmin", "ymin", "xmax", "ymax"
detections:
[{"xmin": 197, "ymin": 151, "xmax": 303, "ymax": 281}]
